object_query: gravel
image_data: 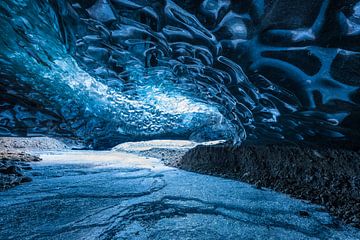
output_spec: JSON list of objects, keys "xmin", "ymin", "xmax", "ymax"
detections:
[
  {"xmin": 0, "ymin": 151, "xmax": 41, "ymax": 190},
  {"xmin": 0, "ymin": 137, "xmax": 70, "ymax": 190}
]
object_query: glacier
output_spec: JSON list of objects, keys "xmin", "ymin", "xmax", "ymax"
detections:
[{"xmin": 0, "ymin": 0, "xmax": 359, "ymax": 148}]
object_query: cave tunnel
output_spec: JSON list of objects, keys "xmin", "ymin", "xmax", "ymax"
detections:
[
  {"xmin": 1, "ymin": 0, "xmax": 359, "ymax": 149},
  {"xmin": 1, "ymin": 0, "xmax": 360, "ymax": 238}
]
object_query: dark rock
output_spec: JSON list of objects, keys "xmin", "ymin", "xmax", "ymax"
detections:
[
  {"xmin": 21, "ymin": 166, "xmax": 32, "ymax": 170},
  {"xmin": 0, "ymin": 166, "xmax": 19, "ymax": 175},
  {"xmin": 0, "ymin": 150, "xmax": 41, "ymax": 190},
  {"xmin": 255, "ymin": 180, "xmax": 262, "ymax": 189},
  {"xmin": 299, "ymin": 210, "xmax": 310, "ymax": 217},
  {"xmin": 176, "ymin": 143, "xmax": 360, "ymax": 228},
  {"xmin": 20, "ymin": 176, "xmax": 32, "ymax": 183}
]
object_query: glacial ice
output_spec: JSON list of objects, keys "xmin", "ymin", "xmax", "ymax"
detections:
[{"xmin": 0, "ymin": 0, "xmax": 359, "ymax": 148}]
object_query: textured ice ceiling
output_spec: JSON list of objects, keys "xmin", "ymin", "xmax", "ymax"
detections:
[{"xmin": 0, "ymin": 0, "xmax": 359, "ymax": 148}]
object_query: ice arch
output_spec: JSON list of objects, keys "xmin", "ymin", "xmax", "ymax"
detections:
[{"xmin": 0, "ymin": 0, "xmax": 359, "ymax": 148}]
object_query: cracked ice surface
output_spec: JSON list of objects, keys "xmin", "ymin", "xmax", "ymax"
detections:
[{"xmin": 0, "ymin": 150, "xmax": 359, "ymax": 240}]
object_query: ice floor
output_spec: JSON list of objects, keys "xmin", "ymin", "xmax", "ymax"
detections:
[{"xmin": 0, "ymin": 149, "xmax": 359, "ymax": 240}]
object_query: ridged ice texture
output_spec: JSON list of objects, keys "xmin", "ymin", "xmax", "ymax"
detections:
[{"xmin": 0, "ymin": 0, "xmax": 360, "ymax": 148}]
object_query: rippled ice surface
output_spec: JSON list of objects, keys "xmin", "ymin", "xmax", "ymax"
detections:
[
  {"xmin": 0, "ymin": 150, "xmax": 359, "ymax": 240},
  {"xmin": 1, "ymin": 0, "xmax": 360, "ymax": 147}
]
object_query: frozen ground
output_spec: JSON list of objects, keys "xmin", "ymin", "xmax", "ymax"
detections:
[{"xmin": 0, "ymin": 142, "xmax": 359, "ymax": 239}]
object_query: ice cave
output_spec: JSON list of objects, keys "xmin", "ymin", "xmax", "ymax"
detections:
[{"xmin": 0, "ymin": 0, "xmax": 360, "ymax": 239}]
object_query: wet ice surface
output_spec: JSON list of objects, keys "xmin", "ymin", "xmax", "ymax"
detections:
[{"xmin": 0, "ymin": 150, "xmax": 359, "ymax": 240}]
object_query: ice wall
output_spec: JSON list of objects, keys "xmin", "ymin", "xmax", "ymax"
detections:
[{"xmin": 0, "ymin": 0, "xmax": 359, "ymax": 148}]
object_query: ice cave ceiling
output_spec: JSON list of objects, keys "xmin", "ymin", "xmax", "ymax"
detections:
[{"xmin": 0, "ymin": 0, "xmax": 360, "ymax": 148}]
